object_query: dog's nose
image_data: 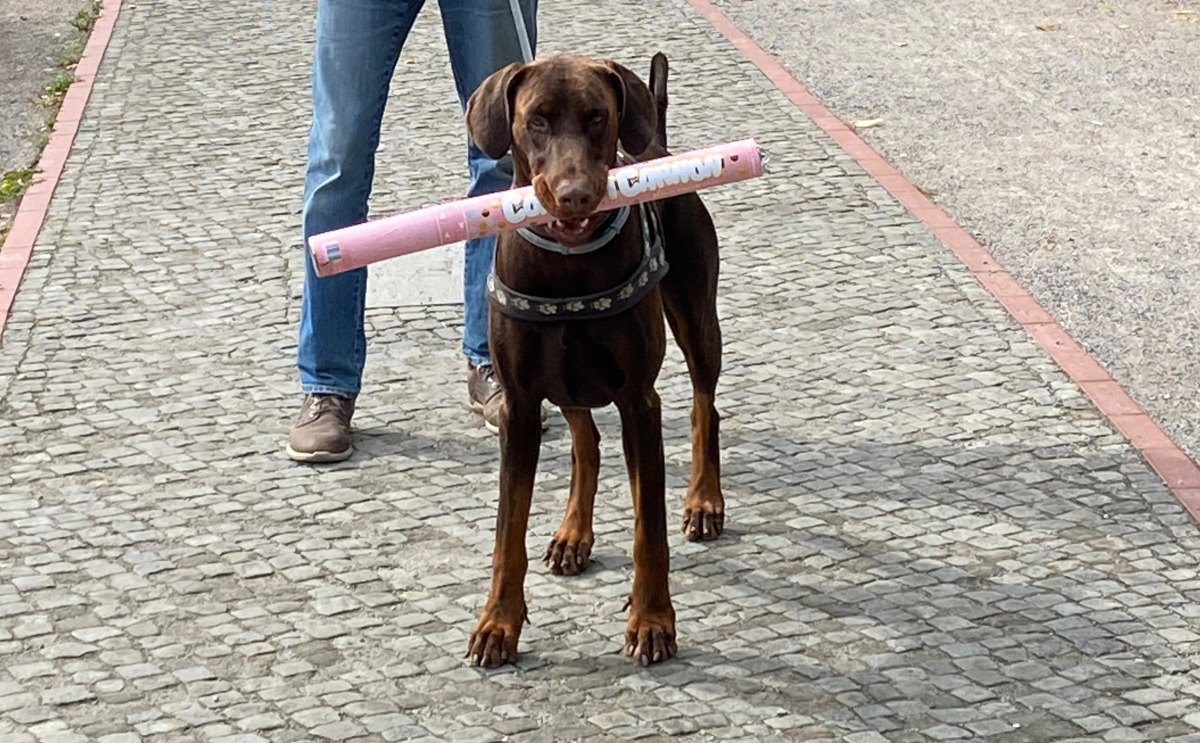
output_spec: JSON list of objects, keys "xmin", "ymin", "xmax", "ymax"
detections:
[{"xmin": 554, "ymin": 180, "xmax": 597, "ymax": 214}]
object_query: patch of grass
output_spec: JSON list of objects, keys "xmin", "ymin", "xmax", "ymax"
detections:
[
  {"xmin": 0, "ymin": 0, "xmax": 102, "ymax": 214},
  {"xmin": 35, "ymin": 113, "xmax": 56, "ymax": 152},
  {"xmin": 56, "ymin": 40, "xmax": 86, "ymax": 68},
  {"xmin": 73, "ymin": 1, "xmax": 102, "ymax": 33},
  {"xmin": 42, "ymin": 71, "xmax": 77, "ymax": 105},
  {"xmin": 1, "ymin": 168, "xmax": 37, "ymax": 202}
]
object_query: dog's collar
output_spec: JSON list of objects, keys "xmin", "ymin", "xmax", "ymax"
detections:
[
  {"xmin": 516, "ymin": 205, "xmax": 631, "ymax": 256},
  {"xmin": 487, "ymin": 202, "xmax": 668, "ymax": 322}
]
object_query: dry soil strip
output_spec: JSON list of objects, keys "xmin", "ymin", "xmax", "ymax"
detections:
[{"xmin": 0, "ymin": 0, "xmax": 123, "ymax": 345}]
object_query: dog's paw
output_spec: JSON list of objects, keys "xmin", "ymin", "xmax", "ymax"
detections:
[
  {"xmin": 467, "ymin": 602, "xmax": 525, "ymax": 668},
  {"xmin": 623, "ymin": 607, "xmax": 677, "ymax": 666},
  {"xmin": 544, "ymin": 528, "xmax": 593, "ymax": 575},
  {"xmin": 683, "ymin": 490, "xmax": 725, "ymax": 542}
]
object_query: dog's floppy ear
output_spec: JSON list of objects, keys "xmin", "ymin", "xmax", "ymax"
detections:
[
  {"xmin": 466, "ymin": 62, "xmax": 529, "ymax": 160},
  {"xmin": 603, "ymin": 60, "xmax": 658, "ymax": 156}
]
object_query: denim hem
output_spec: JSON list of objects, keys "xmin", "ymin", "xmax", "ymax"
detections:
[
  {"xmin": 301, "ymin": 385, "xmax": 359, "ymax": 399},
  {"xmin": 464, "ymin": 351, "xmax": 491, "ymax": 368}
]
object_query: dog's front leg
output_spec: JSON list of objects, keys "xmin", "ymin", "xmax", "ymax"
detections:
[
  {"xmin": 617, "ymin": 389, "xmax": 677, "ymax": 665},
  {"xmin": 468, "ymin": 396, "xmax": 542, "ymax": 667},
  {"xmin": 545, "ymin": 408, "xmax": 600, "ymax": 575}
]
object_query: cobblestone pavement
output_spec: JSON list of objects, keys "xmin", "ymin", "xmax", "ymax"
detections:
[
  {"xmin": 2, "ymin": 0, "xmax": 1200, "ymax": 741},
  {"xmin": 708, "ymin": 0, "xmax": 1200, "ymax": 462}
]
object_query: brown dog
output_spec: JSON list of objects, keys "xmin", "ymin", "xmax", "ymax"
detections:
[{"xmin": 463, "ymin": 52, "xmax": 724, "ymax": 667}]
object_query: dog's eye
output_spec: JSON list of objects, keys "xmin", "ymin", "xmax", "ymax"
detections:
[
  {"xmin": 528, "ymin": 115, "xmax": 549, "ymax": 132},
  {"xmin": 589, "ymin": 113, "xmax": 606, "ymax": 128}
]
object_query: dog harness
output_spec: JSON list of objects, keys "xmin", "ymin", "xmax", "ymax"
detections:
[{"xmin": 486, "ymin": 201, "xmax": 669, "ymax": 322}]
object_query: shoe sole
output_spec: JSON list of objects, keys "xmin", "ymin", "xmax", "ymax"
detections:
[
  {"xmin": 471, "ymin": 402, "xmax": 548, "ymax": 435},
  {"xmin": 286, "ymin": 444, "xmax": 353, "ymax": 463}
]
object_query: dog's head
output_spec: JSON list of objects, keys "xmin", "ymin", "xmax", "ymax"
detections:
[{"xmin": 466, "ymin": 54, "xmax": 657, "ymax": 245}]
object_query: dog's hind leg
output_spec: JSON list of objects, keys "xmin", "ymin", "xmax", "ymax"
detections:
[
  {"xmin": 663, "ymin": 295, "xmax": 724, "ymax": 541},
  {"xmin": 649, "ymin": 51, "xmax": 724, "ymax": 541},
  {"xmin": 660, "ymin": 207, "xmax": 725, "ymax": 542},
  {"xmin": 545, "ymin": 407, "xmax": 600, "ymax": 575}
]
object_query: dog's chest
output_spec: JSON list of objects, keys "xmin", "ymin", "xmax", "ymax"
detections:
[{"xmin": 522, "ymin": 308, "xmax": 665, "ymax": 409}]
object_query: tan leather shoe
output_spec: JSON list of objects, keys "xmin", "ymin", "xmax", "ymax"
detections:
[
  {"xmin": 286, "ymin": 394, "xmax": 355, "ymax": 462},
  {"xmin": 468, "ymin": 363, "xmax": 547, "ymax": 435}
]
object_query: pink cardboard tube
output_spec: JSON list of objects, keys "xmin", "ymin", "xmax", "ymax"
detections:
[{"xmin": 308, "ymin": 138, "xmax": 765, "ymax": 277}]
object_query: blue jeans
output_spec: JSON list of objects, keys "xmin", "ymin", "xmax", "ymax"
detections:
[{"xmin": 298, "ymin": 0, "xmax": 538, "ymax": 397}]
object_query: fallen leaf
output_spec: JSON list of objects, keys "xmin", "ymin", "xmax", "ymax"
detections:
[
  {"xmin": 1036, "ymin": 22, "xmax": 1061, "ymax": 30},
  {"xmin": 853, "ymin": 118, "xmax": 883, "ymax": 129}
]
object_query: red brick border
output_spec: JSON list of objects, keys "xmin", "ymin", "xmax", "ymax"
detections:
[
  {"xmin": 0, "ymin": 0, "xmax": 123, "ymax": 345},
  {"xmin": 684, "ymin": 0, "xmax": 1200, "ymax": 523}
]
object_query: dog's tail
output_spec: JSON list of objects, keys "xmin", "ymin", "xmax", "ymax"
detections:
[{"xmin": 649, "ymin": 52, "xmax": 669, "ymax": 149}]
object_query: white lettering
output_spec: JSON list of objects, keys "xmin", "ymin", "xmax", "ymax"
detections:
[
  {"xmin": 601, "ymin": 155, "xmax": 727, "ymax": 203},
  {"xmin": 501, "ymin": 191, "xmax": 547, "ymax": 224},
  {"xmin": 705, "ymin": 154, "xmax": 724, "ymax": 179},
  {"xmin": 643, "ymin": 167, "xmax": 668, "ymax": 193},
  {"xmin": 524, "ymin": 193, "xmax": 545, "ymax": 220},
  {"xmin": 501, "ymin": 192, "xmax": 525, "ymax": 223},
  {"xmin": 616, "ymin": 167, "xmax": 641, "ymax": 198}
]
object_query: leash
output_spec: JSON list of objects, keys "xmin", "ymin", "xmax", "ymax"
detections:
[{"xmin": 507, "ymin": 0, "xmax": 534, "ymax": 63}]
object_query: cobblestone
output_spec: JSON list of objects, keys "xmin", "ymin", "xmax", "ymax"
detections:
[{"xmin": 1, "ymin": 0, "xmax": 1199, "ymax": 741}]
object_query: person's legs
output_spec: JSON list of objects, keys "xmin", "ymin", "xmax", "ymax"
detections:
[
  {"xmin": 291, "ymin": 0, "xmax": 425, "ymax": 462},
  {"xmin": 438, "ymin": 0, "xmax": 538, "ymax": 368},
  {"xmin": 439, "ymin": 0, "xmax": 538, "ymax": 431}
]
